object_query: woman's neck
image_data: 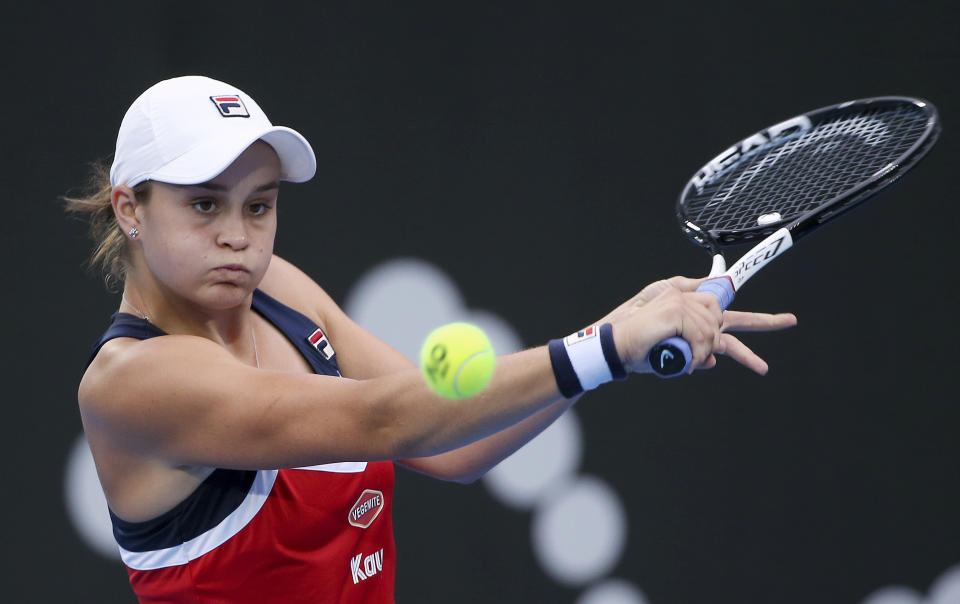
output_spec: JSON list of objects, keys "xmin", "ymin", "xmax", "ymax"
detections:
[{"xmin": 120, "ymin": 276, "xmax": 257, "ymax": 351}]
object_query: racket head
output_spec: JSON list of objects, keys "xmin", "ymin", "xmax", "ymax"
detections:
[{"xmin": 677, "ymin": 96, "xmax": 941, "ymax": 252}]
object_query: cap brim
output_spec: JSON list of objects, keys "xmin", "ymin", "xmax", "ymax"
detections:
[{"xmin": 148, "ymin": 126, "xmax": 317, "ymax": 186}]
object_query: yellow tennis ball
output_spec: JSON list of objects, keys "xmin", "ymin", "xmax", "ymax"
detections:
[{"xmin": 420, "ymin": 322, "xmax": 496, "ymax": 399}]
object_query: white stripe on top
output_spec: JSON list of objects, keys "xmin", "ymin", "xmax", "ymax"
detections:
[
  {"xmin": 118, "ymin": 469, "xmax": 279, "ymax": 570},
  {"xmin": 295, "ymin": 461, "xmax": 367, "ymax": 473}
]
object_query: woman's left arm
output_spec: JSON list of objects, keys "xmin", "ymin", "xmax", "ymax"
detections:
[
  {"xmin": 329, "ymin": 313, "xmax": 581, "ymax": 484},
  {"xmin": 261, "ymin": 255, "xmax": 578, "ymax": 483}
]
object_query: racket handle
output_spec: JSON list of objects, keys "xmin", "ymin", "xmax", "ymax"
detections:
[{"xmin": 649, "ymin": 276, "xmax": 736, "ymax": 378}]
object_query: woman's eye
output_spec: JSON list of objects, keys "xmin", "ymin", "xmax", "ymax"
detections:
[
  {"xmin": 249, "ymin": 203, "xmax": 270, "ymax": 216},
  {"xmin": 193, "ymin": 200, "xmax": 216, "ymax": 213}
]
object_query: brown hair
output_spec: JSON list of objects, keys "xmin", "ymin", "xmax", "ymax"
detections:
[{"xmin": 64, "ymin": 160, "xmax": 152, "ymax": 292}]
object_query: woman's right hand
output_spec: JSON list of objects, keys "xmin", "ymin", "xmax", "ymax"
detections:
[{"xmin": 602, "ymin": 276, "xmax": 798, "ymax": 376}]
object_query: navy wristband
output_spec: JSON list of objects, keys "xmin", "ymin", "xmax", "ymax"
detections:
[
  {"xmin": 599, "ymin": 323, "xmax": 627, "ymax": 380},
  {"xmin": 549, "ymin": 338, "xmax": 584, "ymax": 398}
]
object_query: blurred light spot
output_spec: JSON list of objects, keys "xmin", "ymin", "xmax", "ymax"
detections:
[
  {"xmin": 64, "ymin": 434, "xmax": 119, "ymax": 560},
  {"xmin": 930, "ymin": 564, "xmax": 960, "ymax": 604},
  {"xmin": 483, "ymin": 411, "xmax": 582, "ymax": 509},
  {"xmin": 344, "ymin": 258, "xmax": 522, "ymax": 361},
  {"xmin": 532, "ymin": 476, "xmax": 626, "ymax": 586},
  {"xmin": 861, "ymin": 587, "xmax": 923, "ymax": 604},
  {"xmin": 577, "ymin": 578, "xmax": 649, "ymax": 604},
  {"xmin": 862, "ymin": 563, "xmax": 960, "ymax": 604}
]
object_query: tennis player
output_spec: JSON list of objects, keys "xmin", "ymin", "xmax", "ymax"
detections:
[{"xmin": 69, "ymin": 75, "xmax": 797, "ymax": 603}]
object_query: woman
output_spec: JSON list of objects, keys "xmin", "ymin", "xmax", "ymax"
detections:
[{"xmin": 69, "ymin": 75, "xmax": 796, "ymax": 603}]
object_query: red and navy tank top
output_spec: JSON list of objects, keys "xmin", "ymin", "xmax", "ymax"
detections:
[{"xmin": 87, "ymin": 289, "xmax": 396, "ymax": 603}]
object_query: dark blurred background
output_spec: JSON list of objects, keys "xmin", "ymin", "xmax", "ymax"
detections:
[{"xmin": 2, "ymin": 1, "xmax": 957, "ymax": 602}]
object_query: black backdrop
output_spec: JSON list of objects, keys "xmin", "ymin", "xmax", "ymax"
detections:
[{"xmin": 2, "ymin": 1, "xmax": 958, "ymax": 602}]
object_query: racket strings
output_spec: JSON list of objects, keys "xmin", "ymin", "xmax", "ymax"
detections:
[{"xmin": 684, "ymin": 104, "xmax": 930, "ymax": 236}]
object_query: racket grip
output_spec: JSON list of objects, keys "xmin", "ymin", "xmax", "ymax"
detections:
[{"xmin": 649, "ymin": 277, "xmax": 736, "ymax": 378}]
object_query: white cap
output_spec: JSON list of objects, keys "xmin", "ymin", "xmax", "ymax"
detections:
[{"xmin": 110, "ymin": 75, "xmax": 316, "ymax": 187}]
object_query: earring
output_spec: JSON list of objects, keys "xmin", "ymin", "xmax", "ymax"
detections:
[{"xmin": 129, "ymin": 226, "xmax": 140, "ymax": 239}]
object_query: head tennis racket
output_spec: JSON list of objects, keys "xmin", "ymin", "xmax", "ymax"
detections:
[{"xmin": 650, "ymin": 96, "xmax": 940, "ymax": 377}]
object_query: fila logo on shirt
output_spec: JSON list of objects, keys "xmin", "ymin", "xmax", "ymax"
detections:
[
  {"xmin": 564, "ymin": 325, "xmax": 597, "ymax": 347},
  {"xmin": 307, "ymin": 328, "xmax": 336, "ymax": 360},
  {"xmin": 350, "ymin": 548, "xmax": 385, "ymax": 584},
  {"xmin": 209, "ymin": 94, "xmax": 250, "ymax": 117}
]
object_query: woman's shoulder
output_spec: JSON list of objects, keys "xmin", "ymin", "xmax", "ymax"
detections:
[
  {"xmin": 79, "ymin": 333, "xmax": 229, "ymax": 415},
  {"xmin": 259, "ymin": 255, "xmax": 338, "ymax": 327}
]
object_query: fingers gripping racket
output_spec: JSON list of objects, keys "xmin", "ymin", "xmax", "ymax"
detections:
[{"xmin": 650, "ymin": 96, "xmax": 940, "ymax": 377}]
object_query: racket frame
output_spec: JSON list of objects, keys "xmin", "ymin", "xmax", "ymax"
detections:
[
  {"xmin": 649, "ymin": 96, "xmax": 940, "ymax": 377},
  {"xmin": 678, "ymin": 96, "xmax": 940, "ymax": 255}
]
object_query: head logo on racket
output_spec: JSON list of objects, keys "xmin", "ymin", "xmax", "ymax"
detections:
[{"xmin": 691, "ymin": 115, "xmax": 812, "ymax": 192}]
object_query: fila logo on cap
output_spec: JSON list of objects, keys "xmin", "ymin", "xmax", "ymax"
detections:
[
  {"xmin": 307, "ymin": 328, "xmax": 335, "ymax": 360},
  {"xmin": 209, "ymin": 94, "xmax": 250, "ymax": 117}
]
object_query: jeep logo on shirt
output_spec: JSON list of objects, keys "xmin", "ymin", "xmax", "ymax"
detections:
[{"xmin": 348, "ymin": 489, "xmax": 384, "ymax": 529}]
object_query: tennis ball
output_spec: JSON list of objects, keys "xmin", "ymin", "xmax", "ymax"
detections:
[{"xmin": 420, "ymin": 322, "xmax": 496, "ymax": 399}]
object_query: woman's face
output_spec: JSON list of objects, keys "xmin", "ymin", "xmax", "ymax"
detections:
[{"xmin": 135, "ymin": 141, "xmax": 282, "ymax": 311}]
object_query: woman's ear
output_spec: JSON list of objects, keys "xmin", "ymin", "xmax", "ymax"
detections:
[{"xmin": 112, "ymin": 185, "xmax": 140, "ymax": 239}]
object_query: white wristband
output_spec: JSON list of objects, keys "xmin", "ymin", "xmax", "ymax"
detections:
[{"xmin": 564, "ymin": 326, "xmax": 613, "ymax": 390}]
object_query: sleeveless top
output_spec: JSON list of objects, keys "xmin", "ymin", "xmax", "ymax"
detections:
[{"xmin": 87, "ymin": 289, "xmax": 396, "ymax": 603}]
